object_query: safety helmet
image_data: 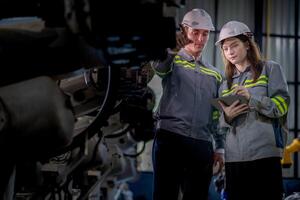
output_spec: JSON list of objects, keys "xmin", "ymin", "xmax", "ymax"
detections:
[
  {"xmin": 182, "ymin": 8, "xmax": 215, "ymax": 31},
  {"xmin": 215, "ymin": 21, "xmax": 252, "ymax": 45}
]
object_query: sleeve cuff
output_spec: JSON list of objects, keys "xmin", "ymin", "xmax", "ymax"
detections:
[
  {"xmin": 219, "ymin": 112, "xmax": 232, "ymax": 128},
  {"xmin": 166, "ymin": 48, "xmax": 178, "ymax": 55},
  {"xmin": 215, "ymin": 148, "xmax": 225, "ymax": 154},
  {"xmin": 248, "ymin": 94, "xmax": 262, "ymax": 108}
]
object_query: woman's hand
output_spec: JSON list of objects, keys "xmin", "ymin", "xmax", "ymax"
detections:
[
  {"xmin": 219, "ymin": 100, "xmax": 249, "ymax": 123},
  {"xmin": 234, "ymin": 86, "xmax": 251, "ymax": 100}
]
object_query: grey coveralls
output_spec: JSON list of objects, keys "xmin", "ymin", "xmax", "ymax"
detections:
[
  {"xmin": 219, "ymin": 60, "xmax": 290, "ymax": 200},
  {"xmin": 219, "ymin": 60, "xmax": 290, "ymax": 162},
  {"xmin": 152, "ymin": 48, "xmax": 225, "ymax": 200},
  {"xmin": 153, "ymin": 49, "xmax": 225, "ymax": 149}
]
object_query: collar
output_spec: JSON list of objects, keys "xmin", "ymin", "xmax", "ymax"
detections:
[
  {"xmin": 177, "ymin": 48, "xmax": 205, "ymax": 64},
  {"xmin": 232, "ymin": 65, "xmax": 251, "ymax": 78}
]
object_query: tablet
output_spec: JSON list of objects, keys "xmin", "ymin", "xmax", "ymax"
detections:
[{"xmin": 211, "ymin": 95, "xmax": 248, "ymax": 111}]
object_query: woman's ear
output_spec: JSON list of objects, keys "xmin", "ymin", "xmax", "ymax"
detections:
[{"xmin": 245, "ymin": 41, "xmax": 250, "ymax": 50}]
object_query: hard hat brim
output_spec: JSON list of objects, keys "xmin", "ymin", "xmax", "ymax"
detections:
[{"xmin": 183, "ymin": 23, "xmax": 215, "ymax": 31}]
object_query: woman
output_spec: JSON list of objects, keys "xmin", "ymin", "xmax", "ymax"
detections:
[{"xmin": 215, "ymin": 21, "xmax": 290, "ymax": 200}]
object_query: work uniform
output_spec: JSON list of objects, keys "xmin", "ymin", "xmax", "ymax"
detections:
[
  {"xmin": 152, "ymin": 48, "xmax": 225, "ymax": 200},
  {"xmin": 219, "ymin": 60, "xmax": 290, "ymax": 200}
]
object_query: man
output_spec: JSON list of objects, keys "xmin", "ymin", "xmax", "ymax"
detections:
[{"xmin": 152, "ymin": 8, "xmax": 225, "ymax": 200}]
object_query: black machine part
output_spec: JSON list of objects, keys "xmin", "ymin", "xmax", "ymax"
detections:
[{"xmin": 0, "ymin": 76, "xmax": 75, "ymax": 159}]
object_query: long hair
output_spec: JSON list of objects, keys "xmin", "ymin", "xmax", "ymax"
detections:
[{"xmin": 220, "ymin": 34, "xmax": 263, "ymax": 89}]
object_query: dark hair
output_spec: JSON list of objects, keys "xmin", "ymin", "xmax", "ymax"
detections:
[{"xmin": 221, "ymin": 34, "xmax": 263, "ymax": 89}]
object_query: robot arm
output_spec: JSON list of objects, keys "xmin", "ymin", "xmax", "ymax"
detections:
[{"xmin": 281, "ymin": 138, "xmax": 300, "ymax": 168}]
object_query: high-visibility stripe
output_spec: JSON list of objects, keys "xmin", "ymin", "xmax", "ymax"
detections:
[
  {"xmin": 244, "ymin": 80, "xmax": 268, "ymax": 88},
  {"xmin": 245, "ymin": 75, "xmax": 268, "ymax": 84},
  {"xmin": 274, "ymin": 96, "xmax": 288, "ymax": 114},
  {"xmin": 174, "ymin": 56, "xmax": 222, "ymax": 82},
  {"xmin": 200, "ymin": 66, "xmax": 222, "ymax": 82},
  {"xmin": 222, "ymin": 91, "xmax": 232, "ymax": 96},
  {"xmin": 222, "ymin": 76, "xmax": 268, "ymax": 96},
  {"xmin": 212, "ymin": 110, "xmax": 220, "ymax": 120},
  {"xmin": 222, "ymin": 84, "xmax": 239, "ymax": 95},
  {"xmin": 153, "ymin": 67, "xmax": 172, "ymax": 77},
  {"xmin": 174, "ymin": 60, "xmax": 195, "ymax": 68},
  {"xmin": 200, "ymin": 68, "xmax": 222, "ymax": 82},
  {"xmin": 182, "ymin": 64, "xmax": 196, "ymax": 70},
  {"xmin": 271, "ymin": 97, "xmax": 285, "ymax": 115}
]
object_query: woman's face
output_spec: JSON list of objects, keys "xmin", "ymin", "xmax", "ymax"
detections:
[{"xmin": 222, "ymin": 37, "xmax": 249, "ymax": 66}]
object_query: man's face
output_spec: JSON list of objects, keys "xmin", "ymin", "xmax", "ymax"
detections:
[{"xmin": 185, "ymin": 27, "xmax": 210, "ymax": 54}]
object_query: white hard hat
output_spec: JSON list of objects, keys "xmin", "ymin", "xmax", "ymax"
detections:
[
  {"xmin": 182, "ymin": 8, "xmax": 215, "ymax": 31},
  {"xmin": 215, "ymin": 21, "xmax": 252, "ymax": 45}
]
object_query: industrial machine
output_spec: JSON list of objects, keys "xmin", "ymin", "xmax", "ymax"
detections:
[{"xmin": 0, "ymin": 0, "xmax": 179, "ymax": 199}]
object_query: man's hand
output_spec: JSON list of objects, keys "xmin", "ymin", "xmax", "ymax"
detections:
[
  {"xmin": 213, "ymin": 152, "xmax": 224, "ymax": 175},
  {"xmin": 176, "ymin": 31, "xmax": 188, "ymax": 48}
]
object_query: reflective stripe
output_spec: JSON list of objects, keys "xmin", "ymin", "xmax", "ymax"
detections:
[
  {"xmin": 174, "ymin": 55, "xmax": 181, "ymax": 60},
  {"xmin": 212, "ymin": 110, "xmax": 220, "ymax": 120},
  {"xmin": 222, "ymin": 84, "xmax": 239, "ymax": 96},
  {"xmin": 271, "ymin": 97, "xmax": 285, "ymax": 114},
  {"xmin": 200, "ymin": 66, "xmax": 222, "ymax": 82},
  {"xmin": 222, "ymin": 86, "xmax": 236, "ymax": 96},
  {"xmin": 174, "ymin": 56, "xmax": 222, "ymax": 82},
  {"xmin": 182, "ymin": 64, "xmax": 196, "ymax": 70},
  {"xmin": 275, "ymin": 96, "xmax": 288, "ymax": 112},
  {"xmin": 153, "ymin": 67, "xmax": 172, "ymax": 77},
  {"xmin": 245, "ymin": 75, "xmax": 268, "ymax": 84},
  {"xmin": 244, "ymin": 80, "xmax": 268, "ymax": 88},
  {"xmin": 222, "ymin": 75, "xmax": 269, "ymax": 96},
  {"xmin": 174, "ymin": 60, "xmax": 195, "ymax": 69},
  {"xmin": 273, "ymin": 96, "xmax": 288, "ymax": 114}
]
